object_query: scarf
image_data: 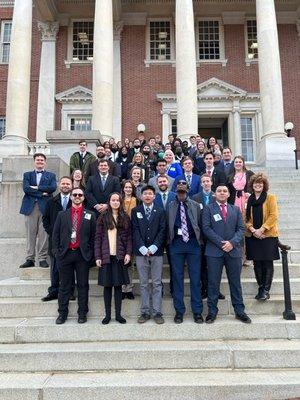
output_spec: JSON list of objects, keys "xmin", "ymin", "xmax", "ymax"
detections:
[{"xmin": 246, "ymin": 191, "xmax": 267, "ymax": 228}]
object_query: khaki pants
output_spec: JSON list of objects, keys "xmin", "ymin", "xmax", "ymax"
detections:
[{"xmin": 25, "ymin": 203, "xmax": 48, "ymax": 262}]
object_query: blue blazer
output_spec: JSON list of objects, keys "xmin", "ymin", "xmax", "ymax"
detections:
[
  {"xmin": 191, "ymin": 191, "xmax": 215, "ymax": 209},
  {"xmin": 172, "ymin": 173, "xmax": 201, "ymax": 197},
  {"xmin": 20, "ymin": 171, "xmax": 57, "ymax": 216},
  {"xmin": 202, "ymin": 202, "xmax": 245, "ymax": 258},
  {"xmin": 154, "ymin": 191, "xmax": 177, "ymax": 211},
  {"xmin": 167, "ymin": 163, "xmax": 183, "ymax": 179}
]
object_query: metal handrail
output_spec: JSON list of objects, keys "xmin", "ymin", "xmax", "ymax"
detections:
[
  {"xmin": 278, "ymin": 241, "xmax": 296, "ymax": 320},
  {"xmin": 294, "ymin": 149, "xmax": 299, "ymax": 170}
]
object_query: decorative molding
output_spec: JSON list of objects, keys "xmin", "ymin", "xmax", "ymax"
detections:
[
  {"xmin": 222, "ymin": 11, "xmax": 245, "ymax": 25},
  {"xmin": 114, "ymin": 21, "xmax": 124, "ymax": 40},
  {"xmin": 37, "ymin": 21, "xmax": 59, "ymax": 42},
  {"xmin": 0, "ymin": 0, "xmax": 14, "ymax": 7},
  {"xmin": 197, "ymin": 59, "xmax": 228, "ymax": 67},
  {"xmin": 55, "ymin": 85, "xmax": 92, "ymax": 103},
  {"xmin": 122, "ymin": 12, "xmax": 147, "ymax": 26}
]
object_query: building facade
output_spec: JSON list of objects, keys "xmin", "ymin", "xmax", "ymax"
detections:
[{"xmin": 0, "ymin": 0, "xmax": 299, "ymax": 165}]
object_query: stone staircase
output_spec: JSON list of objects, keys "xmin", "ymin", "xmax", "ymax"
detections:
[{"xmin": 0, "ymin": 167, "xmax": 300, "ymax": 399}]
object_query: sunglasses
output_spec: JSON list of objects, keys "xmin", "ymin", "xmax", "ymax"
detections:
[
  {"xmin": 177, "ymin": 180, "xmax": 188, "ymax": 185},
  {"xmin": 72, "ymin": 193, "xmax": 84, "ymax": 197}
]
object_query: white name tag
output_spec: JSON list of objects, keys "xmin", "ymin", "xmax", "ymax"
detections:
[
  {"xmin": 177, "ymin": 228, "xmax": 182, "ymax": 235},
  {"xmin": 84, "ymin": 213, "xmax": 91, "ymax": 220},
  {"xmin": 137, "ymin": 212, "xmax": 143, "ymax": 219},
  {"xmin": 71, "ymin": 231, "xmax": 76, "ymax": 240},
  {"xmin": 199, "ymin": 203, "xmax": 203, "ymax": 210},
  {"xmin": 213, "ymin": 213, "xmax": 222, "ymax": 222}
]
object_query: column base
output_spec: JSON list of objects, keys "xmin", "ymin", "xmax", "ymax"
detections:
[
  {"xmin": 0, "ymin": 137, "xmax": 29, "ymax": 158},
  {"xmin": 256, "ymin": 134, "xmax": 296, "ymax": 167}
]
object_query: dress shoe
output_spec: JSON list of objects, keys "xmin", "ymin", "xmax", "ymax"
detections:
[
  {"xmin": 205, "ymin": 314, "xmax": 217, "ymax": 324},
  {"xmin": 153, "ymin": 313, "xmax": 165, "ymax": 324},
  {"xmin": 174, "ymin": 312, "xmax": 183, "ymax": 324},
  {"xmin": 255, "ymin": 287, "xmax": 264, "ymax": 300},
  {"xmin": 126, "ymin": 292, "xmax": 135, "ymax": 300},
  {"xmin": 138, "ymin": 313, "xmax": 150, "ymax": 324},
  {"xmin": 69, "ymin": 294, "xmax": 76, "ymax": 301},
  {"xmin": 102, "ymin": 316, "xmax": 111, "ymax": 325},
  {"xmin": 19, "ymin": 260, "xmax": 34, "ymax": 268},
  {"xmin": 235, "ymin": 312, "xmax": 251, "ymax": 324},
  {"xmin": 41, "ymin": 293, "xmax": 58, "ymax": 302},
  {"xmin": 55, "ymin": 315, "xmax": 67, "ymax": 325},
  {"xmin": 257, "ymin": 289, "xmax": 270, "ymax": 301},
  {"xmin": 78, "ymin": 316, "xmax": 87, "ymax": 324},
  {"xmin": 218, "ymin": 292, "xmax": 225, "ymax": 300},
  {"xmin": 193, "ymin": 313, "xmax": 204, "ymax": 324},
  {"xmin": 39, "ymin": 260, "xmax": 49, "ymax": 268},
  {"xmin": 116, "ymin": 315, "xmax": 126, "ymax": 324}
]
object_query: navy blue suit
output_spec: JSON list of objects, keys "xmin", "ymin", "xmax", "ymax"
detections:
[
  {"xmin": 172, "ymin": 174, "xmax": 201, "ymax": 197},
  {"xmin": 202, "ymin": 202, "xmax": 246, "ymax": 316},
  {"xmin": 20, "ymin": 171, "xmax": 57, "ymax": 215},
  {"xmin": 154, "ymin": 191, "xmax": 177, "ymax": 211}
]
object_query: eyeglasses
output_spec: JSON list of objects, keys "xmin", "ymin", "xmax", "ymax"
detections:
[
  {"xmin": 72, "ymin": 193, "xmax": 84, "ymax": 197},
  {"xmin": 177, "ymin": 180, "xmax": 188, "ymax": 185}
]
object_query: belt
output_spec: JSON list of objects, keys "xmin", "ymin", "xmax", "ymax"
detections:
[{"xmin": 70, "ymin": 248, "xmax": 79, "ymax": 251}]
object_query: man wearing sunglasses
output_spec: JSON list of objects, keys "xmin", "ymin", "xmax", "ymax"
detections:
[{"xmin": 52, "ymin": 188, "xmax": 96, "ymax": 325}]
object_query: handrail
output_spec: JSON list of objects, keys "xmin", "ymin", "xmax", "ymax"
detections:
[{"xmin": 278, "ymin": 241, "xmax": 296, "ymax": 320}]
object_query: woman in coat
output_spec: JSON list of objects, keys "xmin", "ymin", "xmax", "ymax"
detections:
[
  {"xmin": 94, "ymin": 192, "xmax": 132, "ymax": 324},
  {"xmin": 245, "ymin": 173, "xmax": 280, "ymax": 301}
]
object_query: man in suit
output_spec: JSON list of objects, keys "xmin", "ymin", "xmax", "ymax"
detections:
[
  {"xmin": 128, "ymin": 138, "xmax": 142, "ymax": 163},
  {"xmin": 52, "ymin": 187, "xmax": 96, "ymax": 325},
  {"xmin": 131, "ymin": 185, "xmax": 167, "ymax": 324},
  {"xmin": 154, "ymin": 175, "xmax": 177, "ymax": 211},
  {"xmin": 217, "ymin": 147, "xmax": 234, "ymax": 177},
  {"xmin": 188, "ymin": 135, "xmax": 197, "ymax": 156},
  {"xmin": 148, "ymin": 159, "xmax": 174, "ymax": 192},
  {"xmin": 69, "ymin": 140, "xmax": 96, "ymax": 176},
  {"xmin": 19, "ymin": 153, "xmax": 57, "ymax": 268},
  {"xmin": 200, "ymin": 151, "xmax": 226, "ymax": 192},
  {"xmin": 41, "ymin": 176, "xmax": 75, "ymax": 302},
  {"xmin": 202, "ymin": 185, "xmax": 251, "ymax": 324},
  {"xmin": 85, "ymin": 159, "xmax": 121, "ymax": 215},
  {"xmin": 85, "ymin": 145, "xmax": 120, "ymax": 182},
  {"xmin": 167, "ymin": 181, "xmax": 203, "ymax": 324},
  {"xmin": 172, "ymin": 156, "xmax": 201, "ymax": 197}
]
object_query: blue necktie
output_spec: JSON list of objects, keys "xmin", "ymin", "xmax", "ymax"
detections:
[{"xmin": 62, "ymin": 196, "xmax": 68, "ymax": 211}]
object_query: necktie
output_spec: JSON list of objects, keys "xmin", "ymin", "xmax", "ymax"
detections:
[
  {"xmin": 62, "ymin": 196, "xmax": 68, "ymax": 211},
  {"xmin": 186, "ymin": 175, "xmax": 191, "ymax": 187},
  {"xmin": 207, "ymin": 170, "xmax": 212, "ymax": 176},
  {"xmin": 145, "ymin": 207, "xmax": 151, "ymax": 220},
  {"xmin": 180, "ymin": 202, "xmax": 189, "ymax": 243},
  {"xmin": 71, "ymin": 210, "xmax": 79, "ymax": 244},
  {"xmin": 162, "ymin": 193, "xmax": 167, "ymax": 209},
  {"xmin": 220, "ymin": 204, "xmax": 227, "ymax": 222},
  {"xmin": 79, "ymin": 153, "xmax": 84, "ymax": 169},
  {"xmin": 102, "ymin": 176, "xmax": 106, "ymax": 187}
]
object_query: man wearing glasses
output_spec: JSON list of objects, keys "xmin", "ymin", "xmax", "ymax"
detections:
[{"xmin": 52, "ymin": 188, "xmax": 96, "ymax": 325}]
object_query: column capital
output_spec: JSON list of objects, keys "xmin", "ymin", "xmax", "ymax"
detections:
[
  {"xmin": 38, "ymin": 21, "xmax": 59, "ymax": 42},
  {"xmin": 113, "ymin": 21, "xmax": 124, "ymax": 40}
]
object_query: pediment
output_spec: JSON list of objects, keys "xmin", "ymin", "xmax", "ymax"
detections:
[
  {"xmin": 197, "ymin": 78, "xmax": 247, "ymax": 99},
  {"xmin": 55, "ymin": 86, "xmax": 92, "ymax": 103}
]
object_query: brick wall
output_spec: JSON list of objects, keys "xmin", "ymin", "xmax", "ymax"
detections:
[{"xmin": 0, "ymin": 7, "xmax": 13, "ymax": 119}]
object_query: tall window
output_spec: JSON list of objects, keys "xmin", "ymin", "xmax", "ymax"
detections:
[
  {"xmin": 149, "ymin": 20, "xmax": 171, "ymax": 61},
  {"xmin": 72, "ymin": 21, "xmax": 94, "ymax": 61},
  {"xmin": 246, "ymin": 20, "xmax": 258, "ymax": 60},
  {"xmin": 0, "ymin": 117, "xmax": 6, "ymax": 139},
  {"xmin": 198, "ymin": 20, "xmax": 220, "ymax": 60},
  {"xmin": 1, "ymin": 21, "xmax": 12, "ymax": 63},
  {"xmin": 69, "ymin": 115, "xmax": 92, "ymax": 132},
  {"xmin": 171, "ymin": 118, "xmax": 177, "ymax": 135},
  {"xmin": 241, "ymin": 117, "xmax": 254, "ymax": 162}
]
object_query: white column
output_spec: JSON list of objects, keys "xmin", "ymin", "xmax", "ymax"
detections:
[
  {"xmin": 92, "ymin": 0, "xmax": 114, "ymax": 138},
  {"xmin": 175, "ymin": 0, "xmax": 198, "ymax": 138},
  {"xmin": 36, "ymin": 21, "xmax": 59, "ymax": 143},
  {"xmin": 113, "ymin": 21, "xmax": 123, "ymax": 142},
  {"xmin": 228, "ymin": 112, "xmax": 235, "ymax": 154},
  {"xmin": 162, "ymin": 111, "xmax": 171, "ymax": 143},
  {"xmin": 0, "ymin": 0, "xmax": 32, "ymax": 156},
  {"xmin": 233, "ymin": 101, "xmax": 242, "ymax": 156}
]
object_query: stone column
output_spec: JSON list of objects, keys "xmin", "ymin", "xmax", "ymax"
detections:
[
  {"xmin": 92, "ymin": 0, "xmax": 114, "ymax": 138},
  {"xmin": 256, "ymin": 0, "xmax": 295, "ymax": 166},
  {"xmin": 113, "ymin": 21, "xmax": 123, "ymax": 142},
  {"xmin": 162, "ymin": 111, "xmax": 171, "ymax": 143},
  {"xmin": 233, "ymin": 101, "xmax": 242, "ymax": 156},
  {"xmin": 0, "ymin": 0, "xmax": 32, "ymax": 156},
  {"xmin": 175, "ymin": 0, "xmax": 198, "ymax": 138},
  {"xmin": 36, "ymin": 21, "xmax": 59, "ymax": 144}
]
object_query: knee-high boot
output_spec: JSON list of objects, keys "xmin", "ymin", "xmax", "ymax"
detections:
[
  {"xmin": 261, "ymin": 261, "xmax": 274, "ymax": 300},
  {"xmin": 254, "ymin": 261, "xmax": 264, "ymax": 300}
]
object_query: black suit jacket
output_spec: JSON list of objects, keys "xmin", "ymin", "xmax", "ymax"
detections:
[
  {"xmin": 52, "ymin": 208, "xmax": 96, "ymax": 262},
  {"xmin": 200, "ymin": 169, "xmax": 226, "ymax": 192},
  {"xmin": 85, "ymin": 158, "xmax": 120, "ymax": 182},
  {"xmin": 85, "ymin": 174, "xmax": 121, "ymax": 209}
]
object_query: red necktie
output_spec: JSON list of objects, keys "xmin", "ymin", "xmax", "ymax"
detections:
[
  {"xmin": 207, "ymin": 170, "xmax": 211, "ymax": 176},
  {"xmin": 220, "ymin": 204, "xmax": 227, "ymax": 222}
]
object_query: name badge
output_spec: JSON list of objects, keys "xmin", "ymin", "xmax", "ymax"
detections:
[
  {"xmin": 213, "ymin": 213, "xmax": 222, "ymax": 222},
  {"xmin": 137, "ymin": 212, "xmax": 143, "ymax": 219},
  {"xmin": 71, "ymin": 231, "xmax": 76, "ymax": 240},
  {"xmin": 177, "ymin": 228, "xmax": 182, "ymax": 235},
  {"xmin": 199, "ymin": 203, "xmax": 203, "ymax": 210},
  {"xmin": 84, "ymin": 213, "xmax": 91, "ymax": 220}
]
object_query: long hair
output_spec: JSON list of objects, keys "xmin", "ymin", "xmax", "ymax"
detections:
[
  {"xmin": 99, "ymin": 192, "xmax": 129, "ymax": 230},
  {"xmin": 227, "ymin": 155, "xmax": 247, "ymax": 183},
  {"xmin": 122, "ymin": 179, "xmax": 137, "ymax": 198}
]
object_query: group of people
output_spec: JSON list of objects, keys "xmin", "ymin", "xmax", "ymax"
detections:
[{"xmin": 18, "ymin": 132, "xmax": 281, "ymax": 326}]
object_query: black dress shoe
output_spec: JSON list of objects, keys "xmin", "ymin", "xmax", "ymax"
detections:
[
  {"xmin": 235, "ymin": 312, "xmax": 251, "ymax": 324},
  {"xmin": 39, "ymin": 260, "xmax": 49, "ymax": 268},
  {"xmin": 41, "ymin": 294, "xmax": 58, "ymax": 302},
  {"xmin": 193, "ymin": 313, "xmax": 204, "ymax": 324},
  {"xmin": 116, "ymin": 315, "xmax": 126, "ymax": 324},
  {"xmin": 258, "ymin": 289, "xmax": 270, "ymax": 301},
  {"xmin": 102, "ymin": 316, "xmax": 111, "ymax": 325},
  {"xmin": 218, "ymin": 292, "xmax": 225, "ymax": 300},
  {"xmin": 19, "ymin": 260, "xmax": 34, "ymax": 268},
  {"xmin": 205, "ymin": 314, "xmax": 217, "ymax": 324},
  {"xmin": 174, "ymin": 312, "xmax": 183, "ymax": 324},
  {"xmin": 78, "ymin": 316, "xmax": 87, "ymax": 324},
  {"xmin": 55, "ymin": 315, "xmax": 67, "ymax": 325},
  {"xmin": 126, "ymin": 292, "xmax": 135, "ymax": 300},
  {"xmin": 69, "ymin": 294, "xmax": 76, "ymax": 301}
]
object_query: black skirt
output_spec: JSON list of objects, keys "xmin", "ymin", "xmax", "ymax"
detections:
[
  {"xmin": 98, "ymin": 256, "xmax": 130, "ymax": 287},
  {"xmin": 245, "ymin": 236, "xmax": 280, "ymax": 261}
]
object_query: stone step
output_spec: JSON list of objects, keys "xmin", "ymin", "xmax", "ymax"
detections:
[
  {"xmin": 0, "ymin": 277, "xmax": 298, "ymax": 298},
  {"xmin": 0, "ymin": 295, "xmax": 298, "ymax": 318},
  {"xmin": 1, "ymin": 338, "xmax": 300, "ymax": 372},
  {"xmin": 1, "ymin": 316, "xmax": 298, "ymax": 344},
  {"xmin": 1, "ymin": 370, "xmax": 300, "ymax": 400}
]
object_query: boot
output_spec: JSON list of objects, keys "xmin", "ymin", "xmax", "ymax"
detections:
[
  {"xmin": 115, "ymin": 286, "xmax": 126, "ymax": 323},
  {"xmin": 253, "ymin": 261, "xmax": 264, "ymax": 300},
  {"xmin": 102, "ymin": 287, "xmax": 112, "ymax": 324},
  {"xmin": 260, "ymin": 263, "xmax": 274, "ymax": 301}
]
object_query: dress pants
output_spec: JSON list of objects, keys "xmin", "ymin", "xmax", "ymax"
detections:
[
  {"xmin": 207, "ymin": 254, "xmax": 245, "ymax": 316},
  {"xmin": 170, "ymin": 237, "xmax": 202, "ymax": 315},
  {"xmin": 48, "ymin": 255, "xmax": 75, "ymax": 297},
  {"xmin": 136, "ymin": 255, "xmax": 163, "ymax": 315},
  {"xmin": 25, "ymin": 203, "xmax": 48, "ymax": 262},
  {"xmin": 58, "ymin": 249, "xmax": 89, "ymax": 318}
]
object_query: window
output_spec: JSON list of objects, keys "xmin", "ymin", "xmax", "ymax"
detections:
[
  {"xmin": 72, "ymin": 21, "xmax": 94, "ymax": 61},
  {"xmin": 0, "ymin": 117, "xmax": 6, "ymax": 139},
  {"xmin": 241, "ymin": 117, "xmax": 254, "ymax": 162},
  {"xmin": 198, "ymin": 20, "xmax": 220, "ymax": 60},
  {"xmin": 1, "ymin": 21, "xmax": 12, "ymax": 63},
  {"xmin": 69, "ymin": 115, "xmax": 92, "ymax": 131},
  {"xmin": 246, "ymin": 20, "xmax": 258, "ymax": 60},
  {"xmin": 171, "ymin": 118, "xmax": 177, "ymax": 136},
  {"xmin": 149, "ymin": 20, "xmax": 171, "ymax": 61}
]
